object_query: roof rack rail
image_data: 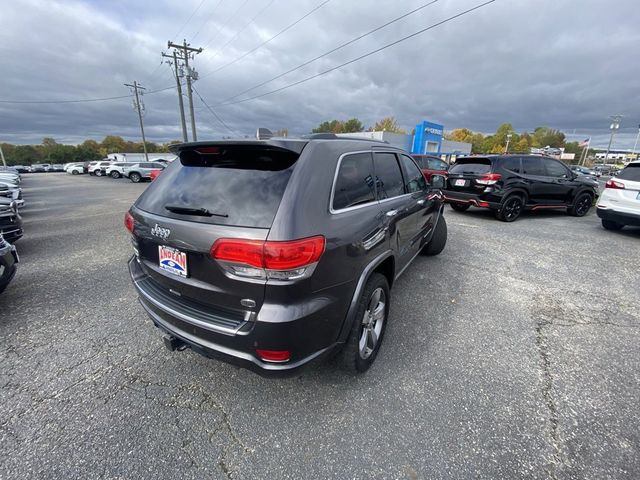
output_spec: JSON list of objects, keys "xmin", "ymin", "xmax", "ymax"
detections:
[{"xmin": 300, "ymin": 133, "xmax": 338, "ymax": 139}]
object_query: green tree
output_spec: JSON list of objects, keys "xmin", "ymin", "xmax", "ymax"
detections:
[
  {"xmin": 312, "ymin": 120, "xmax": 344, "ymax": 133},
  {"xmin": 101, "ymin": 135, "xmax": 127, "ymax": 154},
  {"xmin": 531, "ymin": 127, "xmax": 565, "ymax": 148},
  {"xmin": 342, "ymin": 118, "xmax": 363, "ymax": 133},
  {"xmin": 371, "ymin": 117, "xmax": 406, "ymax": 134}
]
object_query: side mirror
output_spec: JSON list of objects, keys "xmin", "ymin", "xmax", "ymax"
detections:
[{"xmin": 431, "ymin": 174, "xmax": 445, "ymax": 189}]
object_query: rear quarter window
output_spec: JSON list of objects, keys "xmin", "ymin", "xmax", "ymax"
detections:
[
  {"xmin": 332, "ymin": 153, "xmax": 375, "ymax": 211},
  {"xmin": 135, "ymin": 145, "xmax": 298, "ymax": 228}
]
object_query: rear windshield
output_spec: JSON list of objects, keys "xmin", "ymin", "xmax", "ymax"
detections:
[
  {"xmin": 135, "ymin": 145, "xmax": 299, "ymax": 228},
  {"xmin": 616, "ymin": 164, "xmax": 640, "ymax": 182},
  {"xmin": 449, "ymin": 158, "xmax": 492, "ymax": 174}
]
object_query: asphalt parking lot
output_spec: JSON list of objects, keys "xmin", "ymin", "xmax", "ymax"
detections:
[{"xmin": 1, "ymin": 173, "xmax": 639, "ymax": 479}]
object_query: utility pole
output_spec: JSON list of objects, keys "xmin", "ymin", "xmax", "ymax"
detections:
[
  {"xmin": 0, "ymin": 145, "xmax": 6, "ymax": 167},
  {"xmin": 604, "ymin": 115, "xmax": 623, "ymax": 165},
  {"xmin": 632, "ymin": 124, "xmax": 640, "ymax": 160},
  {"xmin": 124, "ymin": 81, "xmax": 149, "ymax": 162},
  {"xmin": 168, "ymin": 40, "xmax": 202, "ymax": 141},
  {"xmin": 162, "ymin": 51, "xmax": 188, "ymax": 142}
]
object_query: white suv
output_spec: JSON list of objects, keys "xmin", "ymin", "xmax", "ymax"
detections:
[
  {"xmin": 596, "ymin": 162, "xmax": 640, "ymax": 230},
  {"xmin": 105, "ymin": 162, "xmax": 138, "ymax": 179},
  {"xmin": 65, "ymin": 163, "xmax": 85, "ymax": 175},
  {"xmin": 88, "ymin": 161, "xmax": 113, "ymax": 176}
]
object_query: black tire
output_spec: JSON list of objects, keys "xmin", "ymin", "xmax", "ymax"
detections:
[
  {"xmin": 340, "ymin": 273, "xmax": 390, "ymax": 374},
  {"xmin": 422, "ymin": 214, "xmax": 447, "ymax": 256},
  {"xmin": 497, "ymin": 194, "xmax": 525, "ymax": 222},
  {"xmin": 602, "ymin": 219, "xmax": 623, "ymax": 231},
  {"xmin": 71, "ymin": 170, "xmax": 79, "ymax": 175},
  {"xmin": 110, "ymin": 171, "xmax": 121, "ymax": 179},
  {"xmin": 95, "ymin": 170, "xmax": 103, "ymax": 177},
  {"xmin": 450, "ymin": 203, "xmax": 470, "ymax": 212},
  {"xmin": 129, "ymin": 172, "xmax": 141, "ymax": 183},
  {"xmin": 568, "ymin": 192, "xmax": 593, "ymax": 217}
]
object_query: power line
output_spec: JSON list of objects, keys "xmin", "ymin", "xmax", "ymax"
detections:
[
  {"xmin": 190, "ymin": 0, "xmax": 226, "ymax": 43},
  {"xmin": 198, "ymin": 0, "xmax": 331, "ymax": 79},
  {"xmin": 220, "ymin": 0, "xmax": 439, "ymax": 104},
  {"xmin": 216, "ymin": 0, "xmax": 496, "ymax": 107},
  {"xmin": 145, "ymin": 0, "xmax": 210, "ymax": 84},
  {"xmin": 204, "ymin": 0, "xmax": 276, "ymax": 64},
  {"xmin": 192, "ymin": 85, "xmax": 237, "ymax": 135},
  {"xmin": 0, "ymin": 85, "xmax": 177, "ymax": 105},
  {"xmin": 200, "ymin": 0, "xmax": 252, "ymax": 51}
]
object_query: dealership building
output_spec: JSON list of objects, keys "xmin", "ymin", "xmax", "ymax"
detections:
[{"xmin": 338, "ymin": 119, "xmax": 472, "ymax": 160}]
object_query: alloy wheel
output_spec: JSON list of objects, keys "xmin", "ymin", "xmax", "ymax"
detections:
[
  {"xmin": 503, "ymin": 197, "xmax": 523, "ymax": 221},
  {"xmin": 575, "ymin": 195, "xmax": 591, "ymax": 216},
  {"xmin": 359, "ymin": 287, "xmax": 386, "ymax": 359}
]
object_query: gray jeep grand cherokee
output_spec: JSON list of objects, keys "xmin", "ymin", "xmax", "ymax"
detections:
[{"xmin": 126, "ymin": 134, "xmax": 447, "ymax": 375}]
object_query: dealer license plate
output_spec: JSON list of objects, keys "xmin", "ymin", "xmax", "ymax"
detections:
[
  {"xmin": 454, "ymin": 179, "xmax": 467, "ymax": 187},
  {"xmin": 158, "ymin": 245, "xmax": 188, "ymax": 277}
]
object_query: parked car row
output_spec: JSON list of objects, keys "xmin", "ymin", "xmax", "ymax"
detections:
[
  {"xmin": 10, "ymin": 163, "xmax": 66, "ymax": 173},
  {"xmin": 65, "ymin": 159, "xmax": 167, "ymax": 182},
  {"xmin": 0, "ymin": 166, "xmax": 24, "ymax": 295}
]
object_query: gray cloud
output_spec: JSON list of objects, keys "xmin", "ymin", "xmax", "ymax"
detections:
[{"xmin": 1, "ymin": 0, "xmax": 639, "ymax": 150}]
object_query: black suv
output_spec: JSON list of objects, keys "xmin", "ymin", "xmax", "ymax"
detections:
[
  {"xmin": 126, "ymin": 136, "xmax": 447, "ymax": 375},
  {"xmin": 443, "ymin": 155, "xmax": 599, "ymax": 221}
]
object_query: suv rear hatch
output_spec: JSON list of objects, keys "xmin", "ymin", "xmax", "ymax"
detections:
[
  {"xmin": 446, "ymin": 157, "xmax": 496, "ymax": 193},
  {"xmin": 131, "ymin": 141, "xmax": 305, "ymax": 315}
]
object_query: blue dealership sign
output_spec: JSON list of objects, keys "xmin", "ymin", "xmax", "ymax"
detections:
[{"xmin": 412, "ymin": 120, "xmax": 444, "ymax": 154}]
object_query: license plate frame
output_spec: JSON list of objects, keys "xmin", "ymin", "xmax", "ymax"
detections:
[{"xmin": 158, "ymin": 245, "xmax": 188, "ymax": 278}]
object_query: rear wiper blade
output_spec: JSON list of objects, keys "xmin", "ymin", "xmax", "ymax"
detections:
[{"xmin": 164, "ymin": 204, "xmax": 228, "ymax": 218}]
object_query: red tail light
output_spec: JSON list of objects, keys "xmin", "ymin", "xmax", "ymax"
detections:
[
  {"xmin": 476, "ymin": 173, "xmax": 502, "ymax": 185},
  {"xmin": 124, "ymin": 211, "xmax": 134, "ymax": 234},
  {"xmin": 256, "ymin": 349, "xmax": 290, "ymax": 362},
  {"xmin": 605, "ymin": 179, "xmax": 625, "ymax": 189},
  {"xmin": 210, "ymin": 239, "xmax": 265, "ymax": 268},
  {"xmin": 210, "ymin": 236, "xmax": 325, "ymax": 279}
]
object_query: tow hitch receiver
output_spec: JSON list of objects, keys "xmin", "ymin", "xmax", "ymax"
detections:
[{"xmin": 163, "ymin": 334, "xmax": 187, "ymax": 352}]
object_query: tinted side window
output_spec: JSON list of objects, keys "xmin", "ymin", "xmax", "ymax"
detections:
[
  {"xmin": 399, "ymin": 155, "xmax": 427, "ymax": 193},
  {"xmin": 501, "ymin": 157, "xmax": 521, "ymax": 173},
  {"xmin": 543, "ymin": 158, "xmax": 570, "ymax": 177},
  {"xmin": 374, "ymin": 152, "xmax": 405, "ymax": 199},
  {"xmin": 332, "ymin": 153, "xmax": 375, "ymax": 210},
  {"xmin": 152, "ymin": 163, "xmax": 165, "ymax": 168},
  {"xmin": 521, "ymin": 157, "xmax": 546, "ymax": 176}
]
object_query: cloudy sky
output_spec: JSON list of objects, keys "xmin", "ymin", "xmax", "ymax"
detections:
[{"xmin": 1, "ymin": 0, "xmax": 639, "ymax": 149}]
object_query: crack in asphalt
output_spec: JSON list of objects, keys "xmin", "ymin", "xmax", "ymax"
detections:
[{"xmin": 534, "ymin": 317, "xmax": 561, "ymax": 480}]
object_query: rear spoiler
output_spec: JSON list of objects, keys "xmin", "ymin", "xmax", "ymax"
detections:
[{"xmin": 169, "ymin": 140, "xmax": 308, "ymax": 156}]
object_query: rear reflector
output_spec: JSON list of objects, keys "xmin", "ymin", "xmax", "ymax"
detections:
[
  {"xmin": 124, "ymin": 211, "xmax": 134, "ymax": 234},
  {"xmin": 211, "ymin": 236, "xmax": 325, "ymax": 270},
  {"xmin": 605, "ymin": 179, "xmax": 625, "ymax": 189},
  {"xmin": 256, "ymin": 349, "xmax": 290, "ymax": 362}
]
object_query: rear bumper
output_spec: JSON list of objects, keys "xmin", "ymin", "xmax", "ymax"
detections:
[
  {"xmin": 441, "ymin": 190, "xmax": 500, "ymax": 209},
  {"xmin": 596, "ymin": 207, "xmax": 640, "ymax": 226},
  {"xmin": 128, "ymin": 256, "xmax": 345, "ymax": 376}
]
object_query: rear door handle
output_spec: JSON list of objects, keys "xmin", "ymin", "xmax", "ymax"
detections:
[{"xmin": 386, "ymin": 209, "xmax": 398, "ymax": 217}]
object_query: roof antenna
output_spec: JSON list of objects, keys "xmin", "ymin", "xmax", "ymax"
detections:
[{"xmin": 256, "ymin": 128, "xmax": 273, "ymax": 140}]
